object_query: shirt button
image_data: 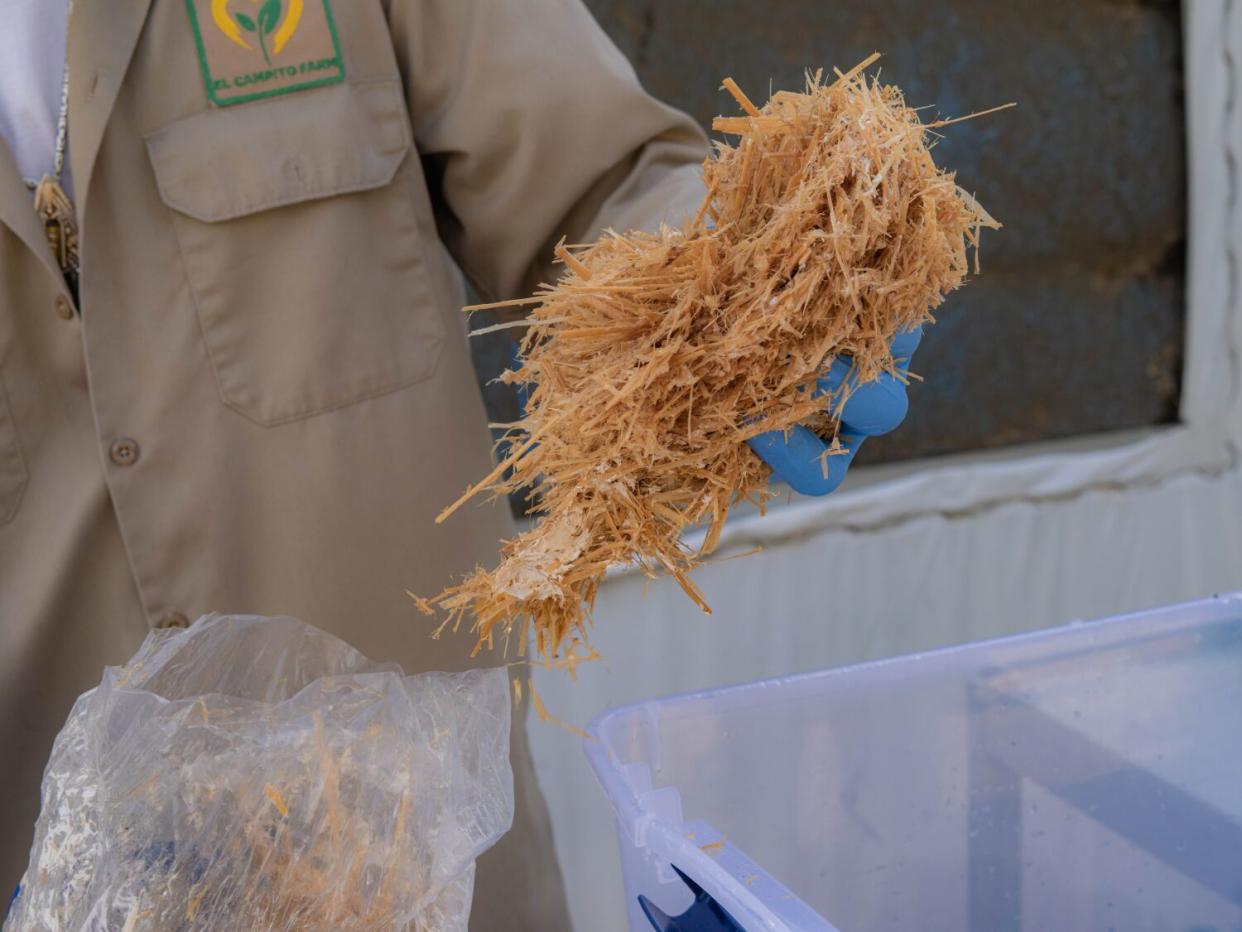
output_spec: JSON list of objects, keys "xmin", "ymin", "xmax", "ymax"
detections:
[
  {"xmin": 109, "ymin": 438, "xmax": 140, "ymax": 467},
  {"xmin": 55, "ymin": 295, "xmax": 73, "ymax": 320},
  {"xmin": 156, "ymin": 612, "xmax": 190, "ymax": 630}
]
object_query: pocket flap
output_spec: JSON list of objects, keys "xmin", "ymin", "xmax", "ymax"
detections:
[{"xmin": 145, "ymin": 79, "xmax": 411, "ymax": 223}]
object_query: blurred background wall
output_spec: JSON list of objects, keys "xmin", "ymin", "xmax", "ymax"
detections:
[
  {"xmin": 467, "ymin": 3, "xmax": 1242, "ymax": 929},
  {"xmin": 472, "ymin": 0, "xmax": 1187, "ymax": 465}
]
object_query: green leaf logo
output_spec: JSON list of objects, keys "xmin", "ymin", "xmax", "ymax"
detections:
[
  {"xmin": 258, "ymin": 0, "xmax": 282, "ymax": 36},
  {"xmin": 233, "ymin": 0, "xmax": 284, "ymax": 65}
]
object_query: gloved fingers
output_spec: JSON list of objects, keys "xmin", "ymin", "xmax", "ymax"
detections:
[
  {"xmin": 817, "ymin": 359, "xmax": 909, "ymax": 437},
  {"xmin": 816, "ymin": 326, "xmax": 922, "ymax": 436},
  {"xmin": 816, "ymin": 355, "xmax": 855, "ymax": 398},
  {"xmin": 838, "ymin": 372, "xmax": 910, "ymax": 436},
  {"xmin": 838, "ymin": 430, "xmax": 867, "ymax": 462},
  {"xmin": 748, "ymin": 425, "xmax": 865, "ymax": 496},
  {"xmin": 818, "ymin": 325, "xmax": 924, "ymax": 392},
  {"xmin": 889, "ymin": 325, "xmax": 924, "ymax": 364},
  {"xmin": 750, "ymin": 326, "xmax": 920, "ymax": 494}
]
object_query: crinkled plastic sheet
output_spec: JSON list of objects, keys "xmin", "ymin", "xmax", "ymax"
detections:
[{"xmin": 6, "ymin": 614, "xmax": 513, "ymax": 932}]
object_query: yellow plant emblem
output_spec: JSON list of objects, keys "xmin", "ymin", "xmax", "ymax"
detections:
[{"xmin": 211, "ymin": 0, "xmax": 304, "ymax": 64}]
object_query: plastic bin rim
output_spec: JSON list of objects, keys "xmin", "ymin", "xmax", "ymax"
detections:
[
  {"xmin": 587, "ymin": 591, "xmax": 1242, "ymax": 745},
  {"xmin": 583, "ymin": 592, "xmax": 1242, "ymax": 834}
]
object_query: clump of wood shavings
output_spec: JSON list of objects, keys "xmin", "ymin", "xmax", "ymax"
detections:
[{"xmin": 420, "ymin": 55, "xmax": 1005, "ymax": 666}]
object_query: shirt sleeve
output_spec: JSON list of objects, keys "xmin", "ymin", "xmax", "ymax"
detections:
[{"xmin": 382, "ymin": 0, "xmax": 710, "ymax": 300}]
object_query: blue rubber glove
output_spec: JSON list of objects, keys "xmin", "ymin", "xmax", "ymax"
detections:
[{"xmin": 748, "ymin": 327, "xmax": 923, "ymax": 495}]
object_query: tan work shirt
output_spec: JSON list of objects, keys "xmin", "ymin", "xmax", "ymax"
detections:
[{"xmin": 0, "ymin": 0, "xmax": 707, "ymax": 923}]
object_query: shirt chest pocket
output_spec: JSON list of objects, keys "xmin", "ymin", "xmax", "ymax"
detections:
[{"xmin": 145, "ymin": 79, "xmax": 445, "ymax": 426}]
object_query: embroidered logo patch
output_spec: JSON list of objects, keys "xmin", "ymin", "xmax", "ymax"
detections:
[{"xmin": 185, "ymin": 0, "xmax": 345, "ymax": 107}]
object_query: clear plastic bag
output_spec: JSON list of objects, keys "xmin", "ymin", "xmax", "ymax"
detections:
[{"xmin": 6, "ymin": 614, "xmax": 513, "ymax": 932}]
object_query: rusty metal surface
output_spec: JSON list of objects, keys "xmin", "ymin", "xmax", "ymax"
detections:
[{"xmin": 471, "ymin": 0, "xmax": 1186, "ymax": 466}]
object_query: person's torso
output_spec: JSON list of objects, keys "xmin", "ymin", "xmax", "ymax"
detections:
[{"xmin": 0, "ymin": 0, "xmax": 513, "ymax": 675}]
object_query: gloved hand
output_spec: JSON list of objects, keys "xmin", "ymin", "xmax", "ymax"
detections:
[{"xmin": 748, "ymin": 327, "xmax": 923, "ymax": 495}]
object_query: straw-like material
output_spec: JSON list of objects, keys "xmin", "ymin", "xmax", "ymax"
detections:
[{"xmin": 420, "ymin": 59, "xmax": 1001, "ymax": 666}]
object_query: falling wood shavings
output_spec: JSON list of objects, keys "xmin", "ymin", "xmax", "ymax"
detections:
[
  {"xmin": 528, "ymin": 678, "xmax": 594, "ymax": 741},
  {"xmin": 420, "ymin": 59, "xmax": 1003, "ymax": 665}
]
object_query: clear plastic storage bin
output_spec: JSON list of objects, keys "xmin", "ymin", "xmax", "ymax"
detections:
[{"xmin": 585, "ymin": 595, "xmax": 1242, "ymax": 931}]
